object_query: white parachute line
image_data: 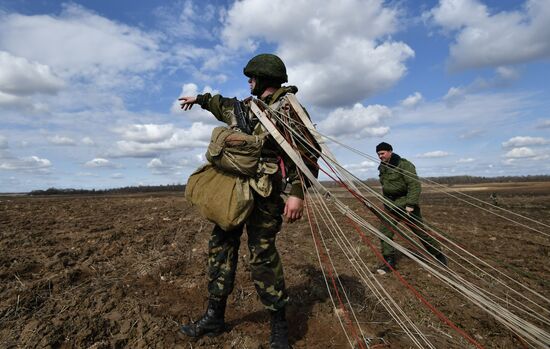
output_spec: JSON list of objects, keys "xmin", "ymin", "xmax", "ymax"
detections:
[
  {"xmin": 281, "ymin": 104, "xmax": 433, "ymax": 347},
  {"xmin": 307, "ymin": 195, "xmax": 376, "ymax": 348},
  {"xmin": 251, "ymin": 100, "xmax": 550, "ymax": 348},
  {"xmin": 311, "ymin": 128, "xmax": 550, "ymax": 236},
  {"xmin": 286, "ymin": 126, "xmax": 372, "ymax": 347},
  {"xmin": 334, "ymin": 202, "xmax": 550, "ymax": 348},
  {"xmin": 273, "ymin": 96, "xmax": 550, "ymax": 235},
  {"xmin": 306, "ymin": 198, "xmax": 357, "ymax": 348},
  {"xmin": 264, "ymin": 104, "xmax": 550, "ymax": 309},
  {"xmin": 339, "ymin": 172, "xmax": 550, "ymax": 308},
  {"xmin": 309, "ymin": 186, "xmax": 436, "ymax": 348}
]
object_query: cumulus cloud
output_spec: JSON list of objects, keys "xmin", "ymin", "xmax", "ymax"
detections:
[
  {"xmin": 0, "ymin": 155, "xmax": 51, "ymax": 171},
  {"xmin": 222, "ymin": 0, "xmax": 414, "ymax": 107},
  {"xmin": 537, "ymin": 120, "xmax": 550, "ymax": 129},
  {"xmin": 343, "ymin": 160, "xmax": 378, "ymax": 174},
  {"xmin": 426, "ymin": 0, "xmax": 550, "ymax": 70},
  {"xmin": 502, "ymin": 136, "xmax": 548, "ymax": 148},
  {"xmin": 0, "ymin": 4, "xmax": 164, "ymax": 87},
  {"xmin": 147, "ymin": 158, "xmax": 173, "ymax": 175},
  {"xmin": 400, "ymin": 92, "xmax": 423, "ymax": 107},
  {"xmin": 147, "ymin": 158, "xmax": 164, "ymax": 169},
  {"xmin": 84, "ymin": 158, "xmax": 117, "ymax": 168},
  {"xmin": 116, "ymin": 124, "xmax": 175, "ymax": 143},
  {"xmin": 418, "ymin": 150, "xmax": 450, "ymax": 158},
  {"xmin": 47, "ymin": 135, "xmax": 77, "ymax": 146},
  {"xmin": 111, "ymin": 122, "xmax": 213, "ymax": 158},
  {"xmin": 170, "ymin": 83, "xmax": 218, "ymax": 122},
  {"xmin": 504, "ymin": 147, "xmax": 536, "ymax": 158},
  {"xmin": 457, "ymin": 157, "xmax": 475, "ymax": 163},
  {"xmin": 319, "ymin": 103, "xmax": 391, "ymax": 138},
  {"xmin": 0, "ymin": 51, "xmax": 64, "ymax": 97}
]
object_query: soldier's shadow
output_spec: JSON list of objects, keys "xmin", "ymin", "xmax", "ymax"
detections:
[{"xmin": 227, "ymin": 264, "xmax": 366, "ymax": 345}]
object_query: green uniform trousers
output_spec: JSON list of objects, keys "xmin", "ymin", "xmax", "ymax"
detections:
[
  {"xmin": 207, "ymin": 185, "xmax": 288, "ymax": 311},
  {"xmin": 379, "ymin": 205, "xmax": 442, "ymax": 258}
]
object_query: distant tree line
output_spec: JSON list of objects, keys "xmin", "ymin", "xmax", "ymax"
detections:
[
  {"xmin": 29, "ymin": 184, "xmax": 186, "ymax": 196},
  {"xmin": 422, "ymin": 175, "xmax": 550, "ymax": 185},
  {"xmin": 27, "ymin": 175, "xmax": 550, "ymax": 196}
]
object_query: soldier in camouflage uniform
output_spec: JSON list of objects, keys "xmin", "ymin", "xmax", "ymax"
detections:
[
  {"xmin": 375, "ymin": 142, "xmax": 447, "ymax": 274},
  {"xmin": 178, "ymin": 54, "xmax": 318, "ymax": 349}
]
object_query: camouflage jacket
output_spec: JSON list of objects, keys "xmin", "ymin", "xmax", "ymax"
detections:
[
  {"xmin": 195, "ymin": 86, "xmax": 319, "ymax": 200},
  {"xmin": 378, "ymin": 153, "xmax": 421, "ymax": 208}
]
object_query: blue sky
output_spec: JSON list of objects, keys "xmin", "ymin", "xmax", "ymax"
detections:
[{"xmin": 0, "ymin": 0, "xmax": 549, "ymax": 192}]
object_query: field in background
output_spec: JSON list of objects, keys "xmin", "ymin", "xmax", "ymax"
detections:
[{"xmin": 1, "ymin": 181, "xmax": 549, "ymax": 348}]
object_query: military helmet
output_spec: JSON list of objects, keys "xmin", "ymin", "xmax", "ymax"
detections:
[{"xmin": 243, "ymin": 54, "xmax": 288, "ymax": 84}]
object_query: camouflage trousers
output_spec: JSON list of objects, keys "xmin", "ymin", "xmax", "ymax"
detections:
[
  {"xmin": 379, "ymin": 205, "xmax": 442, "ymax": 258},
  {"xmin": 207, "ymin": 186, "xmax": 288, "ymax": 311}
]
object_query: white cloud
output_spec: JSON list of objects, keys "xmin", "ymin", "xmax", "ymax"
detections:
[
  {"xmin": 111, "ymin": 122, "xmax": 213, "ymax": 158},
  {"xmin": 82, "ymin": 137, "xmax": 95, "ymax": 146},
  {"xmin": 457, "ymin": 157, "xmax": 475, "ymax": 163},
  {"xmin": 504, "ymin": 147, "xmax": 536, "ymax": 158},
  {"xmin": 222, "ymin": 0, "xmax": 414, "ymax": 107},
  {"xmin": 443, "ymin": 86, "xmax": 466, "ymax": 106},
  {"xmin": 147, "ymin": 158, "xmax": 165, "ymax": 169},
  {"xmin": 84, "ymin": 158, "xmax": 116, "ymax": 168},
  {"xmin": 418, "ymin": 150, "xmax": 450, "ymax": 158},
  {"xmin": 400, "ymin": 92, "xmax": 423, "ymax": 107},
  {"xmin": 344, "ymin": 160, "xmax": 378, "ymax": 173},
  {"xmin": 319, "ymin": 103, "xmax": 391, "ymax": 138},
  {"xmin": 502, "ymin": 136, "xmax": 548, "ymax": 148},
  {"xmin": 0, "ymin": 155, "xmax": 51, "ymax": 171},
  {"xmin": 0, "ymin": 4, "xmax": 164, "ymax": 87},
  {"xmin": 170, "ymin": 83, "xmax": 219, "ymax": 123},
  {"xmin": 48, "ymin": 135, "xmax": 77, "ymax": 146},
  {"xmin": 537, "ymin": 120, "xmax": 550, "ymax": 129},
  {"xmin": 116, "ymin": 124, "xmax": 175, "ymax": 143},
  {"xmin": 0, "ymin": 51, "xmax": 64, "ymax": 97},
  {"xmin": 426, "ymin": 0, "xmax": 550, "ymax": 70},
  {"xmin": 396, "ymin": 91, "xmax": 532, "ymax": 126}
]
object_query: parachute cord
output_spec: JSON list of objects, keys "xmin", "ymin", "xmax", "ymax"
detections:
[
  {"xmin": 346, "ymin": 218, "xmax": 486, "ymax": 349},
  {"xmin": 266, "ymin": 106, "xmax": 550, "ymax": 310}
]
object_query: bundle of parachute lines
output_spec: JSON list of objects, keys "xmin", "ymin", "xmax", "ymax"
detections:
[{"xmin": 248, "ymin": 94, "xmax": 550, "ymax": 348}]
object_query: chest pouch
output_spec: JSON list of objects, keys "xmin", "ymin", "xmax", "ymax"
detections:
[{"xmin": 206, "ymin": 126, "xmax": 266, "ymax": 177}]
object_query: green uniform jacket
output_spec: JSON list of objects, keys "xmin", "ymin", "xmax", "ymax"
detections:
[
  {"xmin": 196, "ymin": 86, "xmax": 319, "ymax": 200},
  {"xmin": 378, "ymin": 153, "xmax": 421, "ymax": 208}
]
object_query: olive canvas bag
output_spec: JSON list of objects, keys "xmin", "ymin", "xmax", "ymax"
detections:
[{"xmin": 185, "ymin": 164, "xmax": 254, "ymax": 231}]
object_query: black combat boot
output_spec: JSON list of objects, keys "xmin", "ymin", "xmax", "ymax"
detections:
[
  {"xmin": 180, "ymin": 297, "xmax": 226, "ymax": 338},
  {"xmin": 269, "ymin": 307, "xmax": 290, "ymax": 349},
  {"xmin": 376, "ymin": 254, "xmax": 396, "ymax": 275}
]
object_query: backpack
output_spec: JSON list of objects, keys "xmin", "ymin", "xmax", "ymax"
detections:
[{"xmin": 185, "ymin": 164, "xmax": 254, "ymax": 231}]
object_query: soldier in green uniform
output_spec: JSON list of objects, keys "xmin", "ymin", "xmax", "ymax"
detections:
[
  {"xmin": 178, "ymin": 54, "xmax": 318, "ymax": 349},
  {"xmin": 375, "ymin": 142, "xmax": 447, "ymax": 274}
]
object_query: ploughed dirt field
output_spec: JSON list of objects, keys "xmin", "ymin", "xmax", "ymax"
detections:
[{"xmin": 1, "ymin": 181, "xmax": 549, "ymax": 348}]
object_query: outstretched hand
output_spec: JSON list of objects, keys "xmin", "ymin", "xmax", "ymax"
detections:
[
  {"xmin": 284, "ymin": 196, "xmax": 304, "ymax": 223},
  {"xmin": 179, "ymin": 96, "xmax": 197, "ymax": 111}
]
